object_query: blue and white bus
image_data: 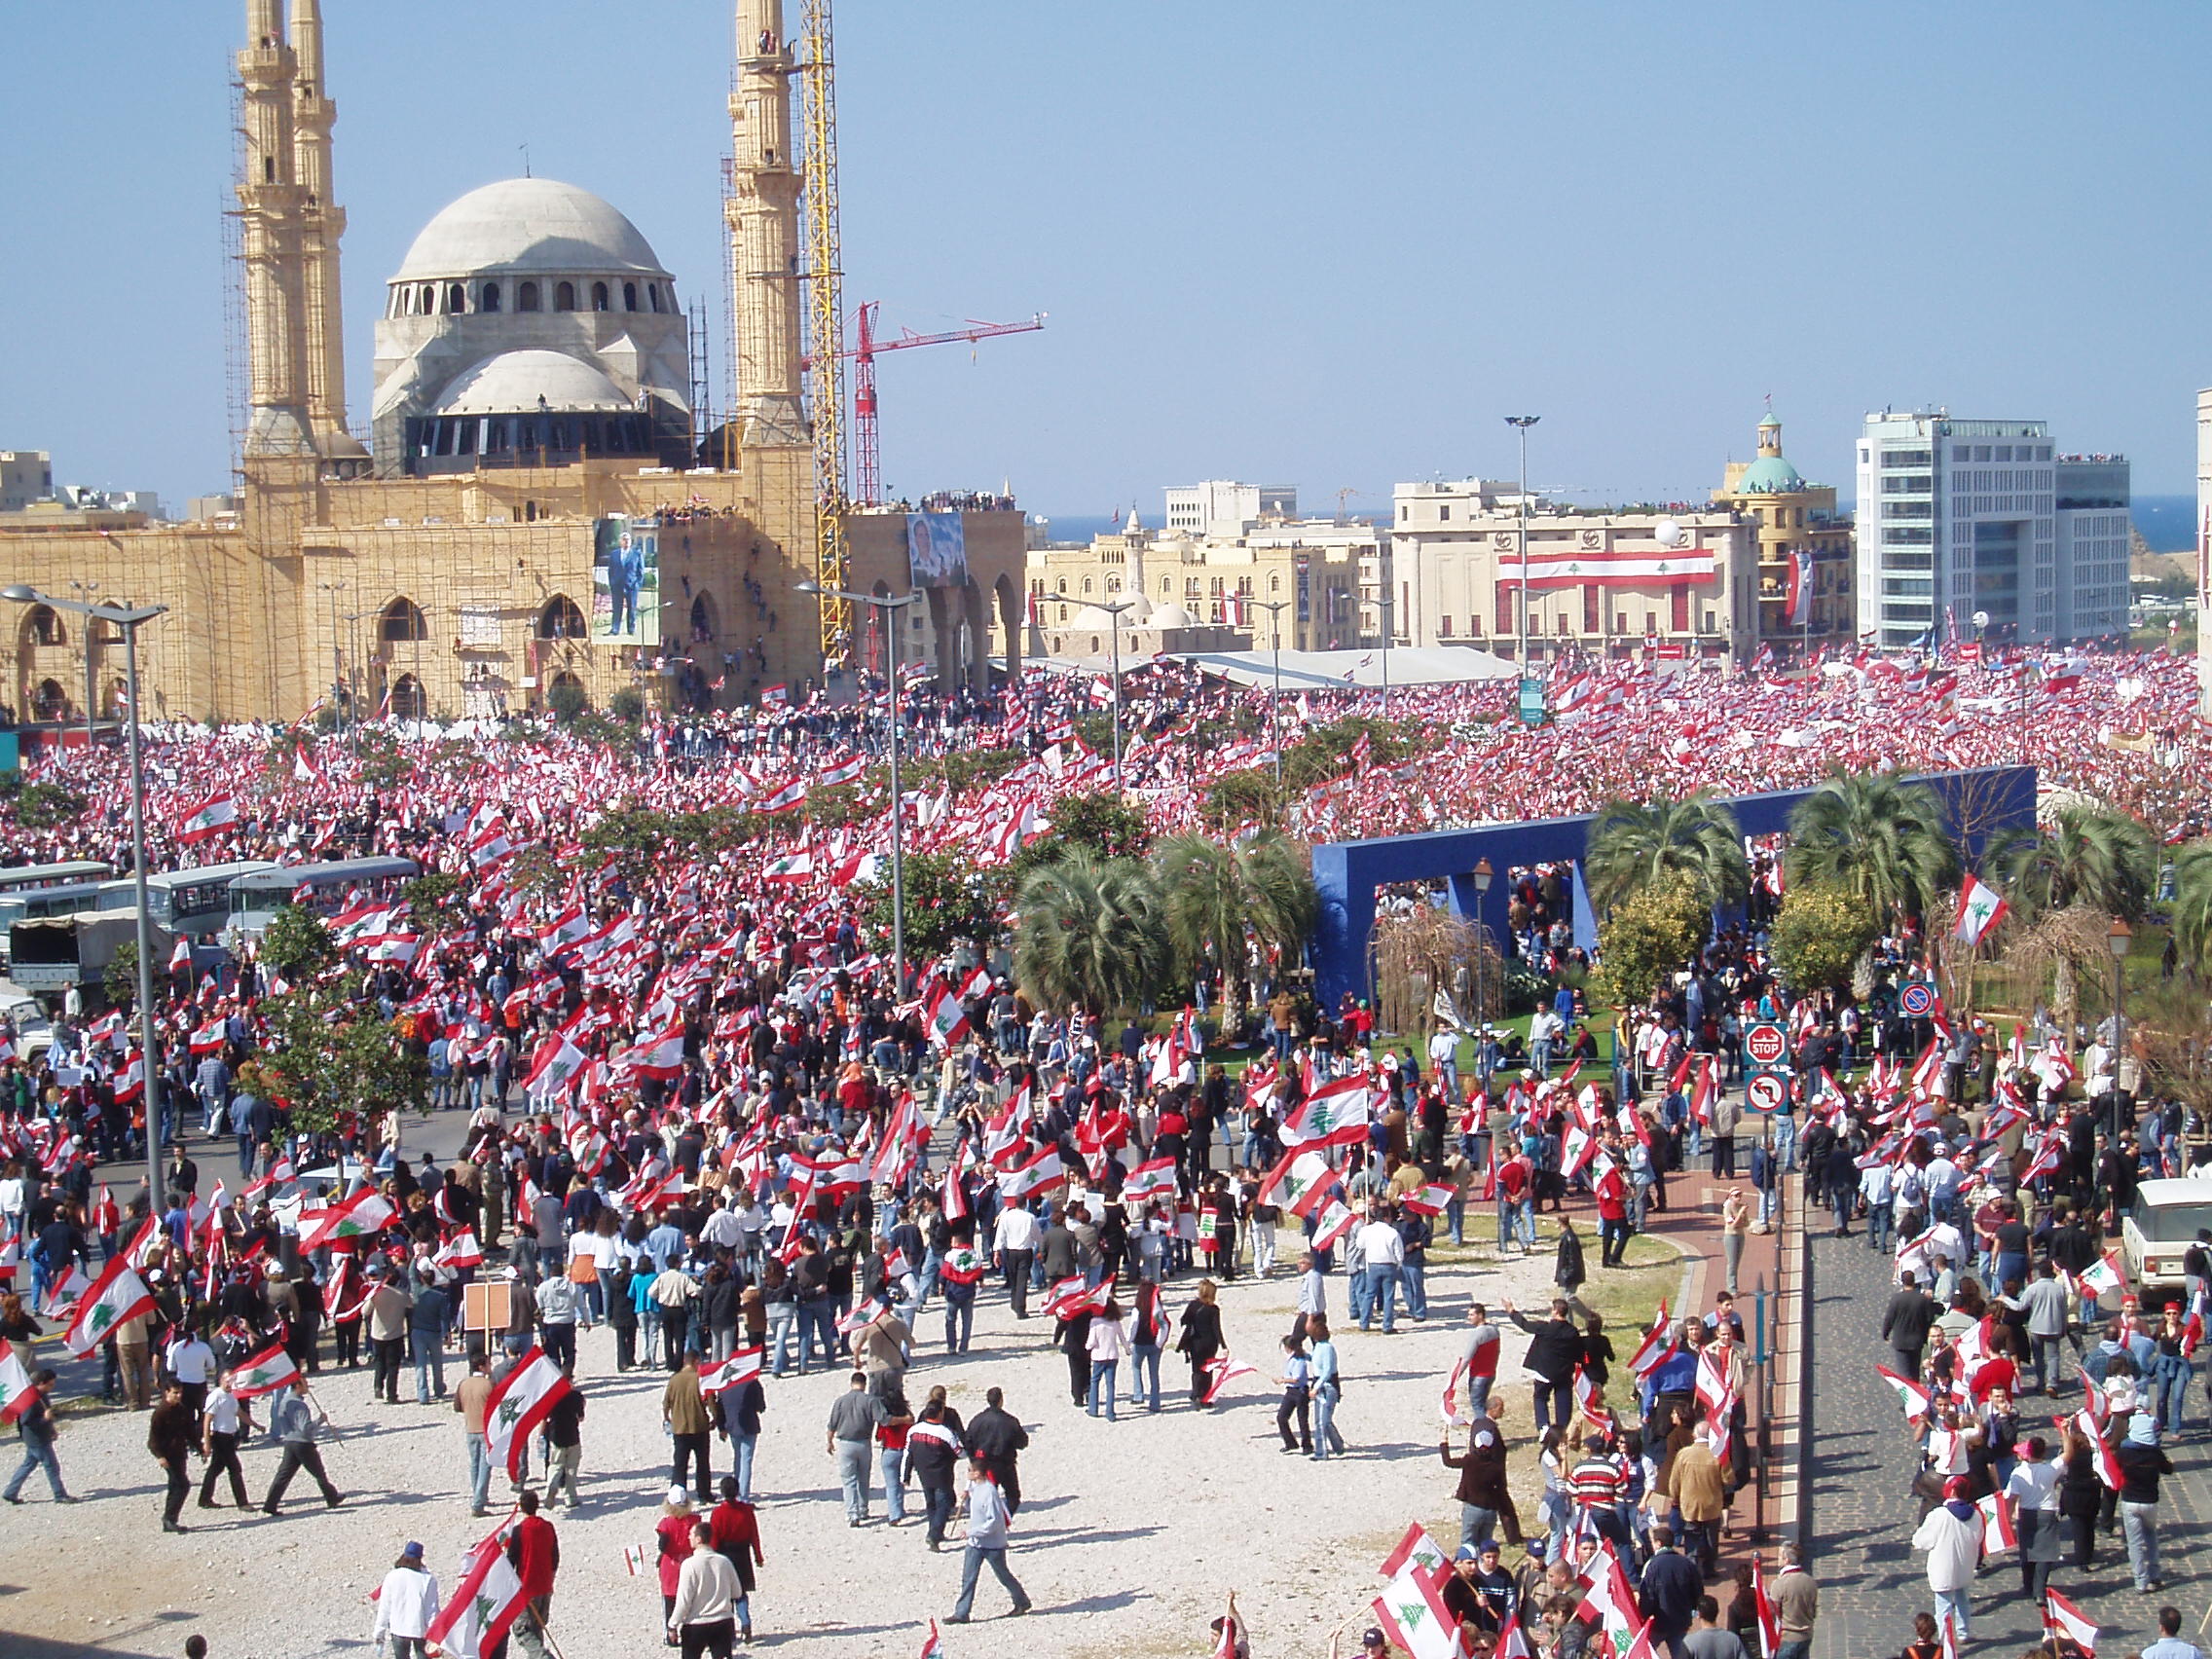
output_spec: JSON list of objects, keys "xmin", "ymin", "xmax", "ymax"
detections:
[{"xmin": 226, "ymin": 856, "xmax": 420, "ymax": 934}]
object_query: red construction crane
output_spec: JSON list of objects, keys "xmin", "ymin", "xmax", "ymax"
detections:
[{"xmin": 843, "ymin": 301, "xmax": 1047, "ymax": 506}]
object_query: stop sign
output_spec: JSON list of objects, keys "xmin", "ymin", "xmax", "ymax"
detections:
[{"xmin": 1744, "ymin": 1022, "xmax": 1788, "ymax": 1067}]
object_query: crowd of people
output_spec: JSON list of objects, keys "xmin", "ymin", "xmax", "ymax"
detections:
[{"xmin": 0, "ymin": 641, "xmax": 2206, "ymax": 1657}]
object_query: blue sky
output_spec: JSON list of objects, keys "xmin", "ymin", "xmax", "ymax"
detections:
[{"xmin": 5, "ymin": 1, "xmax": 2208, "ymax": 520}]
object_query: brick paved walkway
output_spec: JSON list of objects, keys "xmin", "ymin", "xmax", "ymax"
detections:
[{"xmin": 1807, "ymin": 1229, "xmax": 2212, "ymax": 1659}]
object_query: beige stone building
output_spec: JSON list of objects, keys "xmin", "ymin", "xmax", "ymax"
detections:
[
  {"xmin": 1711, "ymin": 413, "xmax": 1857, "ymax": 655},
  {"xmin": 1026, "ymin": 513, "xmax": 1364, "ymax": 655},
  {"xmin": 1388, "ymin": 480, "xmax": 1759, "ymax": 664},
  {"xmin": 0, "ymin": 0, "xmax": 1019, "ymax": 727}
]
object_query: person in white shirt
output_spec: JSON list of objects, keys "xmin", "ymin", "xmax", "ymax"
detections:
[
  {"xmin": 1356, "ymin": 1208, "xmax": 1408, "ymax": 1335},
  {"xmin": 165, "ymin": 1332, "xmax": 217, "ymax": 1434},
  {"xmin": 198, "ymin": 1373, "xmax": 255, "ymax": 1509},
  {"xmin": 1085, "ymin": 1301, "xmax": 1131, "ymax": 1420},
  {"xmin": 371, "ymin": 1541, "xmax": 442, "ymax": 1658},
  {"xmin": 991, "ymin": 1201, "xmax": 1041, "ymax": 1319},
  {"xmin": 2004, "ymin": 1433, "xmax": 2062, "ymax": 1603},
  {"xmin": 666, "ymin": 1520, "xmax": 742, "ymax": 1656}
]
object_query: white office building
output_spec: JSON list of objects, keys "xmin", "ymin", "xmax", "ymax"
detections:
[
  {"xmin": 1162, "ymin": 480, "xmax": 1296, "ymax": 540},
  {"xmin": 1855, "ymin": 412, "xmax": 2123, "ymax": 648}
]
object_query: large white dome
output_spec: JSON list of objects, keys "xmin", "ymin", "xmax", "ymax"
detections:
[
  {"xmin": 432, "ymin": 350, "xmax": 633, "ymax": 415},
  {"xmin": 392, "ymin": 178, "xmax": 670, "ymax": 281}
]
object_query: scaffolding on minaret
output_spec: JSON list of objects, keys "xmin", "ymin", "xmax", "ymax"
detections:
[{"xmin": 797, "ymin": 0, "xmax": 850, "ymax": 662}]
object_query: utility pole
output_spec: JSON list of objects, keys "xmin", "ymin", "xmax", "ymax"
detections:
[
  {"xmin": 1100, "ymin": 599, "xmax": 1135, "ymax": 795},
  {"xmin": 1506, "ymin": 416, "xmax": 1541, "ymax": 721},
  {"xmin": 1253, "ymin": 598, "xmax": 1291, "ymax": 788}
]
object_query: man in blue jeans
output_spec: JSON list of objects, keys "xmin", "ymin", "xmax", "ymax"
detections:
[
  {"xmin": 947, "ymin": 1454, "xmax": 1030, "ymax": 1622},
  {"xmin": 1356, "ymin": 1208, "xmax": 1405, "ymax": 1334}
]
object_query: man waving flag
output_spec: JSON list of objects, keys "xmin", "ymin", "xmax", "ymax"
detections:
[
  {"xmin": 484, "ymin": 1345, "xmax": 573, "ymax": 1478},
  {"xmin": 63, "ymin": 1251, "xmax": 156, "ymax": 1357}
]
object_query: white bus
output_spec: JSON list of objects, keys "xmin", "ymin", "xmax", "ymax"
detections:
[{"xmin": 226, "ymin": 856, "xmax": 420, "ymax": 934}]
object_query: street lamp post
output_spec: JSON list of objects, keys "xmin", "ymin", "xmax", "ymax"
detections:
[
  {"xmin": 3, "ymin": 585, "xmax": 166, "ymax": 1209},
  {"xmin": 1506, "ymin": 416, "xmax": 1541, "ymax": 682},
  {"xmin": 1099, "ymin": 599, "xmax": 1137, "ymax": 796},
  {"xmin": 68, "ymin": 579, "xmax": 98, "ymax": 748},
  {"xmin": 1472, "ymin": 856, "xmax": 1494, "ymax": 1027},
  {"xmin": 2108, "ymin": 918, "xmax": 2133, "ymax": 1145},
  {"xmin": 1252, "ymin": 598, "xmax": 1291, "ymax": 788},
  {"xmin": 799, "ymin": 580, "xmax": 920, "ymax": 995}
]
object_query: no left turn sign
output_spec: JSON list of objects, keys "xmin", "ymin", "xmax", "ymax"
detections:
[{"xmin": 1746, "ymin": 1072, "xmax": 1789, "ymax": 1114}]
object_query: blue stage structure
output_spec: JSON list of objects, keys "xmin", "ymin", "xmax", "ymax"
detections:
[{"xmin": 1309, "ymin": 765, "xmax": 2037, "ymax": 1007}]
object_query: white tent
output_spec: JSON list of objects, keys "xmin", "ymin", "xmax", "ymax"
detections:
[{"xmin": 1173, "ymin": 645, "xmax": 1519, "ymax": 690}]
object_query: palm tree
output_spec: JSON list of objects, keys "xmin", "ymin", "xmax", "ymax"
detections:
[
  {"xmin": 1152, "ymin": 830, "xmax": 1319, "ymax": 1031},
  {"xmin": 2170, "ymin": 840, "xmax": 2212, "ymax": 970},
  {"xmin": 1012, "ymin": 851, "xmax": 1172, "ymax": 1018},
  {"xmin": 1583, "ymin": 791, "xmax": 1750, "ymax": 914},
  {"xmin": 1985, "ymin": 804, "xmax": 2157, "ymax": 923},
  {"xmin": 1785, "ymin": 771, "xmax": 1961, "ymax": 925}
]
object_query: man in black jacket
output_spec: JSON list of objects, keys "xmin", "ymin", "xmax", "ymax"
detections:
[
  {"xmin": 963, "ymin": 1385, "xmax": 1030, "ymax": 1513},
  {"xmin": 1881, "ymin": 1272, "xmax": 1937, "ymax": 1382},
  {"xmin": 1501, "ymin": 1298, "xmax": 1584, "ymax": 1431}
]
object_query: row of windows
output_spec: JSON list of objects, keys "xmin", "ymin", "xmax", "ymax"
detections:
[
  {"xmin": 387, "ymin": 277, "xmax": 672, "ymax": 318},
  {"xmin": 368, "ymin": 591, "xmax": 719, "ymax": 645},
  {"xmin": 406, "ymin": 413, "xmax": 663, "ymax": 461}
]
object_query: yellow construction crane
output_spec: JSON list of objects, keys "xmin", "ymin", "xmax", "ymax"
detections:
[{"xmin": 796, "ymin": 0, "xmax": 850, "ymax": 662}]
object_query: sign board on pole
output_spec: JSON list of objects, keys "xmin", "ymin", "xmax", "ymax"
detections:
[
  {"xmin": 462, "ymin": 1280, "xmax": 512, "ymax": 1335},
  {"xmin": 1746, "ymin": 1072, "xmax": 1789, "ymax": 1115},
  {"xmin": 1743, "ymin": 1022, "xmax": 1789, "ymax": 1068},
  {"xmin": 1518, "ymin": 677, "xmax": 1546, "ymax": 727},
  {"xmin": 1899, "ymin": 979, "xmax": 1936, "ymax": 1019}
]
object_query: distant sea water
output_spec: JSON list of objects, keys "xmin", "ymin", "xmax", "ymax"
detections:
[
  {"xmin": 1037, "ymin": 500, "xmax": 2200, "ymax": 553},
  {"xmin": 2134, "ymin": 496, "xmax": 2194, "ymax": 554}
]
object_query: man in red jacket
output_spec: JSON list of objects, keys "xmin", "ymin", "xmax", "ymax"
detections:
[{"xmin": 504, "ymin": 1488, "xmax": 561, "ymax": 1658}]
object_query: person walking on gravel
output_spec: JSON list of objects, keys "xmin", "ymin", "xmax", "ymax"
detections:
[
  {"xmin": 1, "ymin": 1366, "xmax": 72, "ymax": 1505},
  {"xmin": 261, "ymin": 1381, "xmax": 344, "ymax": 1516},
  {"xmin": 149, "ymin": 1381, "xmax": 197, "ymax": 1533},
  {"xmin": 947, "ymin": 1453, "xmax": 1031, "ymax": 1624}
]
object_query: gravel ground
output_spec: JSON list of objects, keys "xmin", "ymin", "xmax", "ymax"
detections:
[{"xmin": 0, "ymin": 1233, "xmax": 1649, "ymax": 1659}]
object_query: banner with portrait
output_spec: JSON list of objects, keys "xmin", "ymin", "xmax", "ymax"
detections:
[
  {"xmin": 904, "ymin": 512, "xmax": 968, "ymax": 587},
  {"xmin": 592, "ymin": 515, "xmax": 660, "ymax": 643}
]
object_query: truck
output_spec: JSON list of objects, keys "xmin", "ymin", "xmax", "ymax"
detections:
[
  {"xmin": 8, "ymin": 908, "xmax": 173, "ymax": 998},
  {"xmin": 2120, "ymin": 1177, "xmax": 2212, "ymax": 1306}
]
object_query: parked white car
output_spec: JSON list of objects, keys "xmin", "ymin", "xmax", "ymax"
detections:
[{"xmin": 2121, "ymin": 1177, "xmax": 2212, "ymax": 1304}]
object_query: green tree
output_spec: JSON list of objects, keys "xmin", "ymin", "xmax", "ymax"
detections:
[
  {"xmin": 350, "ymin": 725, "xmax": 415, "ymax": 792},
  {"xmin": 16, "ymin": 780, "xmax": 85, "ymax": 830},
  {"xmin": 1985, "ymin": 803, "xmax": 2157, "ymax": 924},
  {"xmin": 854, "ymin": 850, "xmax": 1007, "ymax": 962},
  {"xmin": 1012, "ymin": 851, "xmax": 1171, "ymax": 1017},
  {"xmin": 1592, "ymin": 874, "xmax": 1709, "ymax": 1007},
  {"xmin": 1583, "ymin": 790, "xmax": 1750, "ymax": 913},
  {"xmin": 1152, "ymin": 830, "xmax": 1318, "ymax": 1031},
  {"xmin": 1766, "ymin": 884, "xmax": 1881, "ymax": 993},
  {"xmin": 1008, "ymin": 791, "xmax": 1152, "ymax": 878},
  {"xmin": 401, "ymin": 869, "xmax": 470, "ymax": 933},
  {"xmin": 607, "ymin": 685, "xmax": 646, "ymax": 724},
  {"xmin": 260, "ymin": 903, "xmax": 336, "ymax": 980},
  {"xmin": 2170, "ymin": 840, "xmax": 2212, "ymax": 971},
  {"xmin": 1785, "ymin": 771, "xmax": 1961, "ymax": 927},
  {"xmin": 253, "ymin": 984, "xmax": 428, "ymax": 1134},
  {"xmin": 103, "ymin": 940, "xmax": 141, "ymax": 1011},
  {"xmin": 544, "ymin": 678, "xmax": 588, "ymax": 721},
  {"xmin": 1198, "ymin": 768, "xmax": 1287, "ymax": 834}
]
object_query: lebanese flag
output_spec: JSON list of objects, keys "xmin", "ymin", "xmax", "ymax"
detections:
[
  {"xmin": 1626, "ymin": 1301, "xmax": 1677, "ymax": 1379},
  {"xmin": 113, "ymin": 1051, "xmax": 145, "ymax": 1105},
  {"xmin": 1494, "ymin": 1613, "xmax": 1533, "ymax": 1659},
  {"xmin": 2044, "ymin": 1589, "xmax": 2099, "ymax": 1655},
  {"xmin": 2079, "ymin": 1251, "xmax": 2126, "ymax": 1300},
  {"xmin": 524, "ymin": 1034, "xmax": 588, "ymax": 1100},
  {"xmin": 1123, "ymin": 1157, "xmax": 1179, "ymax": 1205},
  {"xmin": 1399, "ymin": 1182, "xmax": 1456, "ymax": 1218},
  {"xmin": 699, "ymin": 1346, "xmax": 764, "ymax": 1395},
  {"xmin": 1975, "ymin": 1490, "xmax": 2018, "ymax": 1554},
  {"xmin": 1439, "ymin": 1355, "xmax": 1472, "ymax": 1425},
  {"xmin": 434, "ymin": 1230, "xmax": 486, "ymax": 1271},
  {"xmin": 1372, "ymin": 1561, "xmax": 1461, "ymax": 1659},
  {"xmin": 424, "ymin": 1528, "xmax": 532, "ymax": 1659},
  {"xmin": 1310, "ymin": 1197, "xmax": 1359, "ymax": 1253},
  {"xmin": 484, "ymin": 1346, "xmax": 573, "ymax": 1478},
  {"xmin": 1199, "ymin": 1352, "xmax": 1260, "ymax": 1405},
  {"xmin": 998, "ymin": 1145, "xmax": 1065, "ymax": 1202},
  {"xmin": 172, "ymin": 792, "xmax": 240, "ymax": 844},
  {"xmin": 1751, "ymin": 1560, "xmax": 1781, "ymax": 1659},
  {"xmin": 189, "ymin": 1017, "xmax": 227, "ymax": 1056},
  {"xmin": 1279, "ymin": 1073, "xmax": 1373, "ymax": 1150},
  {"xmin": 938, "ymin": 1245, "xmax": 988, "ymax": 1286},
  {"xmin": 1573, "ymin": 1365, "xmax": 1611, "ymax": 1429},
  {"xmin": 230, "ymin": 1339, "xmax": 303, "ymax": 1398},
  {"xmin": 1260, "ymin": 1146, "xmax": 1338, "ymax": 1219},
  {"xmin": 0, "ymin": 1337, "xmax": 36, "ymax": 1423},
  {"xmin": 1379, "ymin": 1521, "xmax": 1452, "ymax": 1583},
  {"xmin": 1689, "ymin": 1057, "xmax": 1720, "ymax": 1125},
  {"xmin": 836, "ymin": 1296, "xmax": 890, "ymax": 1338},
  {"xmin": 628, "ymin": 1014, "xmax": 687, "ymax": 1081},
  {"xmin": 923, "ymin": 981, "xmax": 972, "ymax": 1051},
  {"xmin": 63, "ymin": 1252, "xmax": 157, "ymax": 1356},
  {"xmin": 757, "ymin": 778, "xmax": 808, "ymax": 815},
  {"xmin": 1952, "ymin": 874, "xmax": 2010, "ymax": 945},
  {"xmin": 298, "ymin": 1188, "xmax": 395, "ymax": 1252},
  {"xmin": 819, "ymin": 755, "xmax": 866, "ymax": 789},
  {"xmin": 918, "ymin": 1618, "xmax": 943, "ymax": 1659},
  {"xmin": 537, "ymin": 907, "xmax": 591, "ymax": 952},
  {"xmin": 1037, "ymin": 1277, "xmax": 1110, "ymax": 1323},
  {"xmin": 2077, "ymin": 1412, "xmax": 2122, "ymax": 1491},
  {"xmin": 1875, "ymin": 1364, "xmax": 1933, "ymax": 1423}
]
